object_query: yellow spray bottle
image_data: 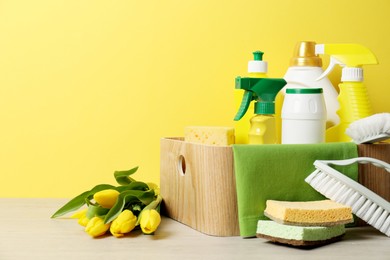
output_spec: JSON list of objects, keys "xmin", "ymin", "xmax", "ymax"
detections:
[
  {"xmin": 234, "ymin": 77, "xmax": 286, "ymax": 144},
  {"xmin": 315, "ymin": 43, "xmax": 378, "ymax": 142},
  {"xmin": 234, "ymin": 51, "xmax": 268, "ymax": 144}
]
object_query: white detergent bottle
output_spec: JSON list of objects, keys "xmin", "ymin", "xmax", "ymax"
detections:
[
  {"xmin": 275, "ymin": 41, "xmax": 339, "ymax": 141},
  {"xmin": 282, "ymin": 88, "xmax": 327, "ymax": 144}
]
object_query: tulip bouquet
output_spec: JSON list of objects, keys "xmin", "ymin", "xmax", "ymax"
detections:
[{"xmin": 51, "ymin": 166, "xmax": 162, "ymax": 238}]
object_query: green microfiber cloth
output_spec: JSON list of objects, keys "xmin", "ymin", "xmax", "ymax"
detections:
[{"xmin": 233, "ymin": 142, "xmax": 358, "ymax": 238}]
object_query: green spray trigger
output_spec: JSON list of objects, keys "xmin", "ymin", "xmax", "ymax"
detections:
[
  {"xmin": 234, "ymin": 90, "xmax": 253, "ymax": 121},
  {"xmin": 234, "ymin": 77, "xmax": 286, "ymax": 121}
]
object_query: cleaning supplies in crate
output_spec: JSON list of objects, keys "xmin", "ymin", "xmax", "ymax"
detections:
[
  {"xmin": 305, "ymin": 157, "xmax": 390, "ymax": 237},
  {"xmin": 276, "ymin": 41, "xmax": 339, "ymax": 140},
  {"xmin": 234, "ymin": 77, "xmax": 286, "ymax": 144},
  {"xmin": 281, "ymin": 88, "xmax": 327, "ymax": 144},
  {"xmin": 346, "ymin": 113, "xmax": 390, "ymax": 144},
  {"xmin": 232, "ymin": 142, "xmax": 358, "ymax": 237},
  {"xmin": 234, "ymin": 51, "xmax": 268, "ymax": 144},
  {"xmin": 315, "ymin": 43, "xmax": 379, "ymax": 142},
  {"xmin": 256, "ymin": 200, "xmax": 353, "ymax": 247}
]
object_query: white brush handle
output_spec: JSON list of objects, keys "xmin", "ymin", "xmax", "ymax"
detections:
[{"xmin": 319, "ymin": 157, "xmax": 390, "ymax": 173}]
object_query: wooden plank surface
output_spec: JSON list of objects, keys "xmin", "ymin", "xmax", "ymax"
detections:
[{"xmin": 0, "ymin": 198, "xmax": 389, "ymax": 260}]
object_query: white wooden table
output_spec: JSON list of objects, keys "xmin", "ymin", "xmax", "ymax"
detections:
[{"xmin": 0, "ymin": 198, "xmax": 389, "ymax": 260}]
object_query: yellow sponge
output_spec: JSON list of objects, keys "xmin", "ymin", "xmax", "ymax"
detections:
[
  {"xmin": 184, "ymin": 126, "xmax": 235, "ymax": 146},
  {"xmin": 264, "ymin": 200, "xmax": 353, "ymax": 226}
]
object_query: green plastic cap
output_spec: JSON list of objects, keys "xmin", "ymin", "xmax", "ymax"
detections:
[
  {"xmin": 248, "ymin": 51, "xmax": 267, "ymax": 73},
  {"xmin": 253, "ymin": 51, "xmax": 264, "ymax": 61},
  {"xmin": 255, "ymin": 101, "xmax": 274, "ymax": 115}
]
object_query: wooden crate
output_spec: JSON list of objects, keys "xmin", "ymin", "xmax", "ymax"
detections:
[
  {"xmin": 160, "ymin": 138, "xmax": 389, "ymax": 236},
  {"xmin": 160, "ymin": 137, "xmax": 239, "ymax": 236},
  {"xmin": 358, "ymin": 143, "xmax": 390, "ymax": 215},
  {"xmin": 355, "ymin": 143, "xmax": 390, "ymax": 226}
]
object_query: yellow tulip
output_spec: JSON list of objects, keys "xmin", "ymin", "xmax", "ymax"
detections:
[
  {"xmin": 93, "ymin": 189, "xmax": 120, "ymax": 209},
  {"xmin": 78, "ymin": 215, "xmax": 90, "ymax": 227},
  {"xmin": 140, "ymin": 209, "xmax": 161, "ymax": 234},
  {"xmin": 70, "ymin": 208, "xmax": 87, "ymax": 219},
  {"xmin": 70, "ymin": 208, "xmax": 90, "ymax": 227},
  {"xmin": 110, "ymin": 210, "xmax": 137, "ymax": 238},
  {"xmin": 85, "ymin": 217, "xmax": 111, "ymax": 238},
  {"xmin": 147, "ymin": 182, "xmax": 160, "ymax": 196}
]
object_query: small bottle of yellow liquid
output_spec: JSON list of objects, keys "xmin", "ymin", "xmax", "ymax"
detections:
[
  {"xmin": 249, "ymin": 102, "xmax": 277, "ymax": 144},
  {"xmin": 234, "ymin": 51, "xmax": 267, "ymax": 144},
  {"xmin": 234, "ymin": 77, "xmax": 286, "ymax": 144}
]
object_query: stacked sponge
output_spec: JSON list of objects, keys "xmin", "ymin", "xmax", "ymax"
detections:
[{"xmin": 256, "ymin": 200, "xmax": 353, "ymax": 247}]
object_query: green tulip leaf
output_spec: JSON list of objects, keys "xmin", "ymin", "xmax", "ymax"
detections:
[
  {"xmin": 86, "ymin": 204, "xmax": 110, "ymax": 219},
  {"xmin": 116, "ymin": 181, "xmax": 149, "ymax": 192},
  {"xmin": 136, "ymin": 190, "xmax": 156, "ymax": 205},
  {"xmin": 104, "ymin": 189, "xmax": 155, "ymax": 224},
  {"xmin": 114, "ymin": 166, "xmax": 139, "ymax": 185},
  {"xmin": 51, "ymin": 184, "xmax": 116, "ymax": 218}
]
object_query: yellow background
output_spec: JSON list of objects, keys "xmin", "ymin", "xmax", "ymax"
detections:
[{"xmin": 0, "ymin": 0, "xmax": 389, "ymax": 197}]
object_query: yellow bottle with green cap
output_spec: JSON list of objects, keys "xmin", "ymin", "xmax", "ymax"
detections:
[
  {"xmin": 234, "ymin": 77, "xmax": 286, "ymax": 144},
  {"xmin": 315, "ymin": 43, "xmax": 378, "ymax": 142},
  {"xmin": 234, "ymin": 51, "xmax": 267, "ymax": 144}
]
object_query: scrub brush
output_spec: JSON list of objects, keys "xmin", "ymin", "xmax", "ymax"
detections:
[
  {"xmin": 346, "ymin": 113, "xmax": 390, "ymax": 144},
  {"xmin": 305, "ymin": 157, "xmax": 390, "ymax": 237}
]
